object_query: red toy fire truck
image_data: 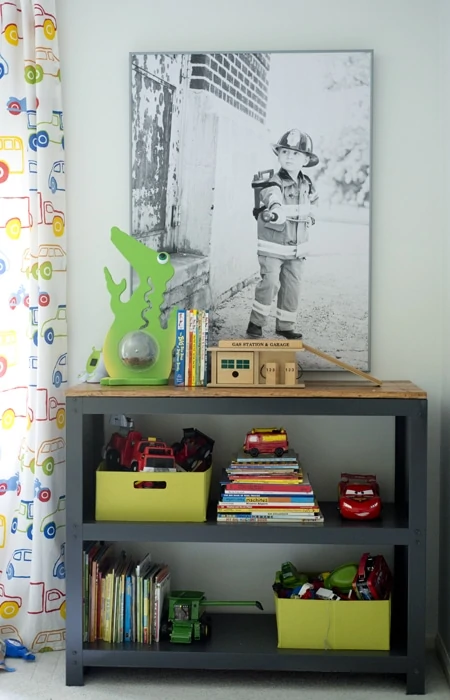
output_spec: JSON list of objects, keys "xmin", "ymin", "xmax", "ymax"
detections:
[
  {"xmin": 104, "ymin": 428, "xmax": 143, "ymax": 470},
  {"xmin": 243, "ymin": 428, "xmax": 288, "ymax": 457},
  {"xmin": 338, "ymin": 473, "xmax": 382, "ymax": 520},
  {"xmin": 134, "ymin": 439, "xmax": 176, "ymax": 472}
]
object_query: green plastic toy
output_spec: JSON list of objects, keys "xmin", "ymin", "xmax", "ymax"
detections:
[
  {"xmin": 101, "ymin": 226, "xmax": 177, "ymax": 386},
  {"xmin": 279, "ymin": 561, "xmax": 309, "ymax": 588},
  {"xmin": 162, "ymin": 590, "xmax": 263, "ymax": 644},
  {"xmin": 324, "ymin": 563, "xmax": 358, "ymax": 594}
]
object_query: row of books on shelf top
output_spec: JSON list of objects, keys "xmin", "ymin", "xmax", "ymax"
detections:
[
  {"xmin": 217, "ymin": 448, "xmax": 324, "ymax": 524},
  {"xmin": 174, "ymin": 309, "xmax": 209, "ymax": 386},
  {"xmin": 83, "ymin": 543, "xmax": 170, "ymax": 644}
]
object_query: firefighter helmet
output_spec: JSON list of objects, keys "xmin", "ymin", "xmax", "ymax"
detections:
[{"xmin": 271, "ymin": 129, "xmax": 319, "ymax": 167}]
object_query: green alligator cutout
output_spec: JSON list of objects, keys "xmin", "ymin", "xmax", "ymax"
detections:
[{"xmin": 101, "ymin": 226, "xmax": 176, "ymax": 385}]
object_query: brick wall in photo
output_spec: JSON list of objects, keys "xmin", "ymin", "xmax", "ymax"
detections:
[{"xmin": 189, "ymin": 52, "xmax": 270, "ymax": 124}]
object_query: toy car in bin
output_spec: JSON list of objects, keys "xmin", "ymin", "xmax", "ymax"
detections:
[
  {"xmin": 338, "ymin": 473, "xmax": 382, "ymax": 520},
  {"xmin": 104, "ymin": 426, "xmax": 143, "ymax": 471},
  {"xmin": 104, "ymin": 420, "xmax": 214, "ymax": 473},
  {"xmin": 172, "ymin": 428, "xmax": 214, "ymax": 472},
  {"xmin": 352, "ymin": 552, "xmax": 392, "ymax": 600},
  {"xmin": 135, "ymin": 439, "xmax": 176, "ymax": 472}
]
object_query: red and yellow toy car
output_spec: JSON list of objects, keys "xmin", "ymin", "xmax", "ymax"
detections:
[
  {"xmin": 243, "ymin": 428, "xmax": 288, "ymax": 457},
  {"xmin": 338, "ymin": 473, "xmax": 382, "ymax": 520}
]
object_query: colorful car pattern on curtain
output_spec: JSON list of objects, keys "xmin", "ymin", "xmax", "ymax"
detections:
[{"xmin": 0, "ymin": 0, "xmax": 66, "ymax": 652}]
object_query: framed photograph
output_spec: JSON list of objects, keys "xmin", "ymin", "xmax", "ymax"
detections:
[{"xmin": 130, "ymin": 50, "xmax": 373, "ymax": 370}]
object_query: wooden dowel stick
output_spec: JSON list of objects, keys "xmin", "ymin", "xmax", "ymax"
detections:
[{"xmin": 302, "ymin": 344, "xmax": 382, "ymax": 386}]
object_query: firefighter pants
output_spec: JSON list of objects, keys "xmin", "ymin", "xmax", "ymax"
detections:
[{"xmin": 249, "ymin": 254, "xmax": 304, "ymax": 331}]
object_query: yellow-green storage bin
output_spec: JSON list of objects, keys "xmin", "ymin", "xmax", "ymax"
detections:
[
  {"xmin": 95, "ymin": 463, "xmax": 212, "ymax": 522},
  {"xmin": 275, "ymin": 594, "xmax": 390, "ymax": 650}
]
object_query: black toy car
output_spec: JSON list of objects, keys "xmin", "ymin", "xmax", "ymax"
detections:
[{"xmin": 172, "ymin": 428, "xmax": 214, "ymax": 472}]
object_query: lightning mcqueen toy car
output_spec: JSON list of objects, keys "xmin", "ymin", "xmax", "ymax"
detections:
[{"xmin": 338, "ymin": 473, "xmax": 382, "ymax": 520}]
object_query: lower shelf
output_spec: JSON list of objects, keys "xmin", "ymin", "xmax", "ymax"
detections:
[{"xmin": 83, "ymin": 614, "xmax": 407, "ymax": 673}]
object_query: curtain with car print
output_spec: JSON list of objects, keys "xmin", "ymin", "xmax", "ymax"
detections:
[{"xmin": 0, "ymin": 0, "xmax": 66, "ymax": 652}]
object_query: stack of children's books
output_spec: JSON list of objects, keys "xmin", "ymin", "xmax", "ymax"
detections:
[
  {"xmin": 217, "ymin": 450, "xmax": 324, "ymax": 524},
  {"xmin": 83, "ymin": 543, "xmax": 171, "ymax": 644},
  {"xmin": 174, "ymin": 309, "xmax": 209, "ymax": 386}
]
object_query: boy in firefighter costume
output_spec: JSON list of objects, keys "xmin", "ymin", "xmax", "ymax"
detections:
[{"xmin": 247, "ymin": 129, "xmax": 319, "ymax": 340}]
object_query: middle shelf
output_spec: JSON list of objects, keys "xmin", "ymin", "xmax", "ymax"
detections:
[{"xmin": 83, "ymin": 502, "xmax": 409, "ymax": 545}]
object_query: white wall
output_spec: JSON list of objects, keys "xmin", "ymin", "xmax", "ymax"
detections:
[{"xmin": 59, "ymin": 0, "xmax": 443, "ymax": 635}]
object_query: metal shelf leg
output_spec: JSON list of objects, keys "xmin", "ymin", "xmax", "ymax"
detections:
[
  {"xmin": 66, "ymin": 397, "xmax": 84, "ymax": 686},
  {"xmin": 406, "ymin": 407, "xmax": 427, "ymax": 695}
]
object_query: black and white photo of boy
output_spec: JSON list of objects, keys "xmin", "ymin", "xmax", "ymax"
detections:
[{"xmin": 131, "ymin": 50, "xmax": 372, "ymax": 369}]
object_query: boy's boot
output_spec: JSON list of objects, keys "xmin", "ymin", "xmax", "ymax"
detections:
[
  {"xmin": 246, "ymin": 322, "xmax": 262, "ymax": 338},
  {"xmin": 276, "ymin": 329, "xmax": 303, "ymax": 340}
]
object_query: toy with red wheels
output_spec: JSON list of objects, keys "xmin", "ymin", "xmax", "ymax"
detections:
[
  {"xmin": 7, "ymin": 97, "xmax": 25, "ymax": 115},
  {"xmin": 338, "ymin": 473, "xmax": 382, "ymax": 521},
  {"xmin": 0, "ymin": 160, "xmax": 9, "ymax": 184},
  {"xmin": 34, "ymin": 478, "xmax": 51, "ymax": 503},
  {"xmin": 8, "ymin": 288, "xmax": 48, "ymax": 309},
  {"xmin": 9, "ymin": 285, "xmax": 29, "ymax": 310},
  {"xmin": 6, "ymin": 96, "xmax": 39, "ymax": 115},
  {"xmin": 18, "ymin": 291, "xmax": 51, "ymax": 309},
  {"xmin": 38, "ymin": 290, "xmax": 50, "ymax": 307},
  {"xmin": 0, "ymin": 473, "xmax": 19, "ymax": 497},
  {"xmin": 243, "ymin": 427, "xmax": 288, "ymax": 458}
]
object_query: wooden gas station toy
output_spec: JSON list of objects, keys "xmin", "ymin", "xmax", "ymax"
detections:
[{"xmin": 208, "ymin": 339, "xmax": 381, "ymax": 388}]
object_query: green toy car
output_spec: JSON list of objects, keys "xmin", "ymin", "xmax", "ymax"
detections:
[{"xmin": 161, "ymin": 590, "xmax": 263, "ymax": 644}]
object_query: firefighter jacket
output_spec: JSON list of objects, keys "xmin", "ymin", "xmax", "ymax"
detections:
[{"xmin": 257, "ymin": 168, "xmax": 318, "ymax": 260}]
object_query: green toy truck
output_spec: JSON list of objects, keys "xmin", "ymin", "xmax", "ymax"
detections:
[{"xmin": 161, "ymin": 590, "xmax": 263, "ymax": 644}]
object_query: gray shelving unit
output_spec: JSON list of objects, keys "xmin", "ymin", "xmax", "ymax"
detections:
[{"xmin": 65, "ymin": 380, "xmax": 427, "ymax": 694}]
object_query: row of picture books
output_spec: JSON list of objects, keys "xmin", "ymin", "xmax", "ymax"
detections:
[
  {"xmin": 83, "ymin": 542, "xmax": 170, "ymax": 644},
  {"xmin": 174, "ymin": 309, "xmax": 209, "ymax": 386}
]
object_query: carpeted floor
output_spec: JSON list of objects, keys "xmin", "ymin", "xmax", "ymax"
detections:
[{"xmin": 0, "ymin": 651, "xmax": 448, "ymax": 700}]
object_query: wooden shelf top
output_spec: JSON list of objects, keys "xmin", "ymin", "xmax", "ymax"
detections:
[{"xmin": 66, "ymin": 380, "xmax": 426, "ymax": 400}]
